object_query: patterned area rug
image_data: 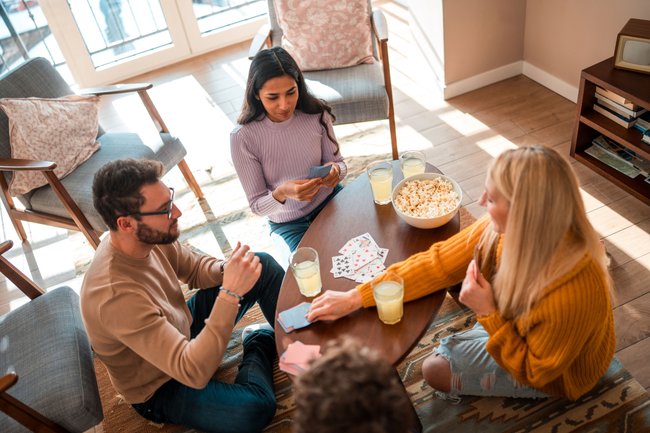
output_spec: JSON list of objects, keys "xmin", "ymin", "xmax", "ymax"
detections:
[{"xmin": 93, "ymin": 204, "xmax": 650, "ymax": 433}]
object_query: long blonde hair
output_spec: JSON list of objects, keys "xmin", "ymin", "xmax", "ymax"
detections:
[{"xmin": 477, "ymin": 146, "xmax": 610, "ymax": 320}]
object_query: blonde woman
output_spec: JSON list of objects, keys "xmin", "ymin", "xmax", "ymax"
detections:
[{"xmin": 308, "ymin": 145, "xmax": 615, "ymax": 400}]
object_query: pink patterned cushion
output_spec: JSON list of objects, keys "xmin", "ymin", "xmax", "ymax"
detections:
[
  {"xmin": 273, "ymin": 0, "xmax": 375, "ymax": 71},
  {"xmin": 0, "ymin": 96, "xmax": 100, "ymax": 195}
]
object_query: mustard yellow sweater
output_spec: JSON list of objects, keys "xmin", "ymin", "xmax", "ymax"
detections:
[{"xmin": 357, "ymin": 219, "xmax": 615, "ymax": 400}]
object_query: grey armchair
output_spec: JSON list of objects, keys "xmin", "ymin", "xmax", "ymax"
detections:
[
  {"xmin": 0, "ymin": 57, "xmax": 204, "ymax": 249},
  {"xmin": 250, "ymin": 0, "xmax": 399, "ymax": 159},
  {"xmin": 0, "ymin": 240, "xmax": 103, "ymax": 432}
]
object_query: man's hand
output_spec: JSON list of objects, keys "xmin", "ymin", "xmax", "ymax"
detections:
[
  {"xmin": 272, "ymin": 178, "xmax": 322, "ymax": 203},
  {"xmin": 221, "ymin": 242, "xmax": 261, "ymax": 299},
  {"xmin": 307, "ymin": 289, "xmax": 362, "ymax": 322},
  {"xmin": 458, "ymin": 260, "xmax": 496, "ymax": 317}
]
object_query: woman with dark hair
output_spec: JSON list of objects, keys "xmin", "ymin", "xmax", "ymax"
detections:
[{"xmin": 231, "ymin": 47, "xmax": 347, "ymax": 252}]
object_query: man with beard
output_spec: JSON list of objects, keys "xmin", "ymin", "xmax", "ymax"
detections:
[{"xmin": 80, "ymin": 159, "xmax": 283, "ymax": 433}]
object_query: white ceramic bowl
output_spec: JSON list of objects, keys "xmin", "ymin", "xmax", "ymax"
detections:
[{"xmin": 391, "ymin": 173, "xmax": 462, "ymax": 229}]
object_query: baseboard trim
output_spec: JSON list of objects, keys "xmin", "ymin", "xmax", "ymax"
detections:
[
  {"xmin": 522, "ymin": 62, "xmax": 578, "ymax": 102},
  {"xmin": 443, "ymin": 61, "xmax": 523, "ymax": 100}
]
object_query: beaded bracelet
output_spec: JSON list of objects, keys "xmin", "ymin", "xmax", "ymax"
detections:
[{"xmin": 219, "ymin": 287, "xmax": 244, "ymax": 302}]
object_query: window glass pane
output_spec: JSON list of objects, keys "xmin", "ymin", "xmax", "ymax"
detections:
[
  {"xmin": 192, "ymin": 0, "xmax": 265, "ymax": 35},
  {"xmin": 0, "ymin": 0, "xmax": 68, "ymax": 78},
  {"xmin": 67, "ymin": 0, "xmax": 172, "ymax": 69}
]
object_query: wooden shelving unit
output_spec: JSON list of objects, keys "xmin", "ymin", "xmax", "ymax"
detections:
[{"xmin": 570, "ymin": 57, "xmax": 650, "ymax": 205}]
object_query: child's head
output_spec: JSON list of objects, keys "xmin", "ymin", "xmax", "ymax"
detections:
[{"xmin": 293, "ymin": 337, "xmax": 412, "ymax": 433}]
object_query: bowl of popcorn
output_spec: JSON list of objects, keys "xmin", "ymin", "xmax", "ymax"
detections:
[{"xmin": 391, "ymin": 173, "xmax": 462, "ymax": 229}]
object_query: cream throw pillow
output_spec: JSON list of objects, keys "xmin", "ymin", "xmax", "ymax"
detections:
[
  {"xmin": 0, "ymin": 95, "xmax": 100, "ymax": 196},
  {"xmin": 273, "ymin": 0, "xmax": 375, "ymax": 71}
]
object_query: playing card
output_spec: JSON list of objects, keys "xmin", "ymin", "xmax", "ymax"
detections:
[
  {"xmin": 338, "ymin": 233, "xmax": 378, "ymax": 255},
  {"xmin": 353, "ymin": 258, "xmax": 385, "ymax": 283},
  {"xmin": 351, "ymin": 246, "xmax": 380, "ymax": 270},
  {"xmin": 377, "ymin": 248, "xmax": 389, "ymax": 263},
  {"xmin": 331, "ymin": 255, "xmax": 353, "ymax": 274},
  {"xmin": 308, "ymin": 165, "xmax": 332, "ymax": 179},
  {"xmin": 278, "ymin": 341, "xmax": 321, "ymax": 376},
  {"xmin": 278, "ymin": 302, "xmax": 312, "ymax": 333}
]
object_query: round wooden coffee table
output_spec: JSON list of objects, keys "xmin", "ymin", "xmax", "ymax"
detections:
[{"xmin": 275, "ymin": 161, "xmax": 460, "ymax": 365}]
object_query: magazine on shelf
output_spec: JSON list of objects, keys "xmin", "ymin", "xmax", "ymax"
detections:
[
  {"xmin": 592, "ymin": 135, "xmax": 650, "ymax": 176},
  {"xmin": 585, "ymin": 144, "xmax": 640, "ymax": 178},
  {"xmin": 593, "ymin": 103, "xmax": 636, "ymax": 128},
  {"xmin": 594, "ymin": 93, "xmax": 647, "ymax": 118}
]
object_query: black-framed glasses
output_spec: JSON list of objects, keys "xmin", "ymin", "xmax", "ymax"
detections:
[{"xmin": 127, "ymin": 188, "xmax": 175, "ymax": 220}]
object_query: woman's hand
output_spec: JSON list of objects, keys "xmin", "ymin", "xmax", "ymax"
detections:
[
  {"xmin": 221, "ymin": 242, "xmax": 261, "ymax": 298},
  {"xmin": 458, "ymin": 260, "xmax": 496, "ymax": 317},
  {"xmin": 307, "ymin": 289, "xmax": 363, "ymax": 321},
  {"xmin": 273, "ymin": 178, "xmax": 323, "ymax": 203},
  {"xmin": 321, "ymin": 162, "xmax": 341, "ymax": 189}
]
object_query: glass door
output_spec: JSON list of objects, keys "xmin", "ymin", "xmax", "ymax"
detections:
[
  {"xmin": 39, "ymin": 0, "xmax": 265, "ymax": 87},
  {"xmin": 178, "ymin": 0, "xmax": 266, "ymax": 53}
]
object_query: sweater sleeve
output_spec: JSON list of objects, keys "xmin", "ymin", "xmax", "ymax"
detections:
[
  {"xmin": 478, "ymin": 256, "xmax": 610, "ymax": 394},
  {"xmin": 162, "ymin": 243, "xmax": 222, "ymax": 289},
  {"xmin": 230, "ymin": 128, "xmax": 284, "ymax": 216},
  {"xmin": 320, "ymin": 112, "xmax": 347, "ymax": 181},
  {"xmin": 98, "ymin": 286, "xmax": 238, "ymax": 389},
  {"xmin": 356, "ymin": 217, "xmax": 489, "ymax": 307}
]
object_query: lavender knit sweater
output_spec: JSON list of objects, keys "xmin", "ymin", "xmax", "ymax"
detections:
[{"xmin": 230, "ymin": 110, "xmax": 347, "ymax": 223}]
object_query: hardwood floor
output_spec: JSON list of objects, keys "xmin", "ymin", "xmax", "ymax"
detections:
[{"xmin": 1, "ymin": 0, "xmax": 648, "ymax": 397}]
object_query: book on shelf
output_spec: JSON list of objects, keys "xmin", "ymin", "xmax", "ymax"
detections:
[
  {"xmin": 643, "ymin": 132, "xmax": 650, "ymax": 145},
  {"xmin": 594, "ymin": 93, "xmax": 647, "ymax": 118},
  {"xmin": 595, "ymin": 87, "xmax": 639, "ymax": 110},
  {"xmin": 593, "ymin": 103, "xmax": 637, "ymax": 128},
  {"xmin": 634, "ymin": 112, "xmax": 650, "ymax": 134}
]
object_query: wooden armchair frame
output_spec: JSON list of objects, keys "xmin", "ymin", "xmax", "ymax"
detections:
[{"xmin": 0, "ymin": 82, "xmax": 204, "ymax": 250}]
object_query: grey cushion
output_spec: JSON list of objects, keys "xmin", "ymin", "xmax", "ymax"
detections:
[
  {"xmin": 0, "ymin": 287, "xmax": 103, "ymax": 432},
  {"xmin": 266, "ymin": 0, "xmax": 387, "ymax": 126},
  {"xmin": 305, "ymin": 63, "xmax": 388, "ymax": 124},
  {"xmin": 20, "ymin": 131, "xmax": 186, "ymax": 231}
]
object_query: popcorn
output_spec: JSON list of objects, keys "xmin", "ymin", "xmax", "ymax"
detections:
[{"xmin": 394, "ymin": 178, "xmax": 459, "ymax": 218}]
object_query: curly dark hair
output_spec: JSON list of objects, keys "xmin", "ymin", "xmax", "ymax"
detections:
[
  {"xmin": 293, "ymin": 337, "xmax": 412, "ymax": 433},
  {"xmin": 92, "ymin": 159, "xmax": 163, "ymax": 231},
  {"xmin": 238, "ymin": 46, "xmax": 339, "ymax": 154}
]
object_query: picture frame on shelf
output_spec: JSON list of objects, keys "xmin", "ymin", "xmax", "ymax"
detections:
[{"xmin": 614, "ymin": 18, "xmax": 650, "ymax": 75}]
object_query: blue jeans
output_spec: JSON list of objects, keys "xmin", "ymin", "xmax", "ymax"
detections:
[
  {"xmin": 132, "ymin": 253, "xmax": 284, "ymax": 433},
  {"xmin": 269, "ymin": 184, "xmax": 343, "ymax": 252},
  {"xmin": 434, "ymin": 322, "xmax": 548, "ymax": 399}
]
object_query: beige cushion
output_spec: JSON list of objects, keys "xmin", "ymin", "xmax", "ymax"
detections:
[
  {"xmin": 273, "ymin": 0, "xmax": 374, "ymax": 71},
  {"xmin": 0, "ymin": 95, "xmax": 100, "ymax": 195}
]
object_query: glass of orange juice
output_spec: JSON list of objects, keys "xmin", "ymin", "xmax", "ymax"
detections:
[
  {"xmin": 366, "ymin": 160, "xmax": 393, "ymax": 205},
  {"xmin": 289, "ymin": 247, "xmax": 322, "ymax": 297},
  {"xmin": 399, "ymin": 150, "xmax": 426, "ymax": 178},
  {"xmin": 372, "ymin": 272, "xmax": 404, "ymax": 325}
]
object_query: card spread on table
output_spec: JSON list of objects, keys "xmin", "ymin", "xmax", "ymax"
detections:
[
  {"xmin": 277, "ymin": 302, "xmax": 312, "ymax": 333},
  {"xmin": 330, "ymin": 233, "xmax": 388, "ymax": 283},
  {"xmin": 278, "ymin": 341, "xmax": 321, "ymax": 376},
  {"xmin": 307, "ymin": 165, "xmax": 331, "ymax": 179}
]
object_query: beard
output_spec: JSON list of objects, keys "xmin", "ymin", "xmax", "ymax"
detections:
[{"xmin": 136, "ymin": 220, "xmax": 179, "ymax": 245}]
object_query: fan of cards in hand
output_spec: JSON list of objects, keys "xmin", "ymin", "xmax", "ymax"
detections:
[{"xmin": 330, "ymin": 233, "xmax": 388, "ymax": 283}]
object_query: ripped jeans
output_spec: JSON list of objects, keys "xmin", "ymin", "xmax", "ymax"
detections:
[{"xmin": 434, "ymin": 322, "xmax": 548, "ymax": 401}]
